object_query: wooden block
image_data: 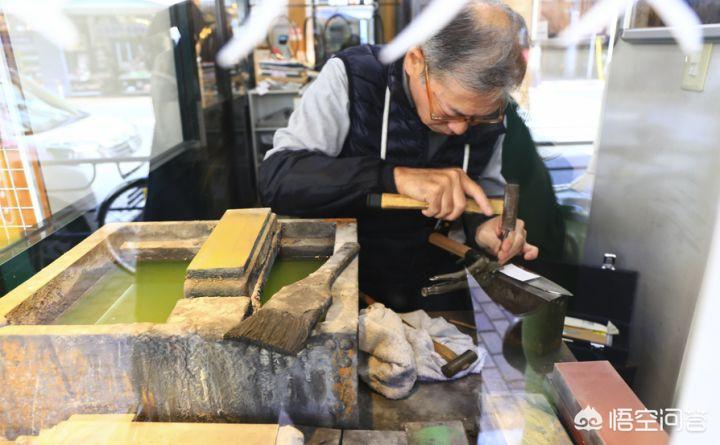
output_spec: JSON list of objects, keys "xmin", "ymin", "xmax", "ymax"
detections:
[
  {"xmin": 67, "ymin": 414, "xmax": 135, "ymax": 423},
  {"xmin": 166, "ymin": 297, "xmax": 251, "ymax": 338},
  {"xmin": 280, "ymin": 237, "xmax": 334, "ymax": 258},
  {"xmin": 36, "ymin": 419, "xmax": 278, "ymax": 445},
  {"xmin": 550, "ymin": 361, "xmax": 669, "ymax": 445},
  {"xmin": 248, "ymin": 230, "xmax": 280, "ymax": 310},
  {"xmin": 0, "ymin": 224, "xmax": 122, "ymax": 324},
  {"xmin": 183, "ymin": 221, "xmax": 276, "ymax": 298},
  {"xmin": 120, "ymin": 239, "xmax": 205, "ymax": 261},
  {"xmin": 404, "ymin": 421, "xmax": 468, "ymax": 445},
  {"xmin": 187, "ymin": 208, "xmax": 272, "ymax": 278},
  {"xmin": 342, "ymin": 430, "xmax": 407, "ymax": 445},
  {"xmin": 185, "ymin": 210, "xmax": 278, "ymax": 298},
  {"xmin": 297, "ymin": 426, "xmax": 341, "ymax": 445},
  {"xmin": 562, "ymin": 326, "xmax": 611, "ymax": 346},
  {"xmin": 479, "ymin": 393, "xmax": 572, "ymax": 445}
]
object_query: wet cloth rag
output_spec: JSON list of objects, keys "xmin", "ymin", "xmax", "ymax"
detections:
[{"xmin": 359, "ymin": 303, "xmax": 486, "ymax": 399}]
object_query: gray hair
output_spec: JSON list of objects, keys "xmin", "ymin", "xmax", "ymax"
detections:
[{"xmin": 421, "ymin": 0, "xmax": 528, "ymax": 95}]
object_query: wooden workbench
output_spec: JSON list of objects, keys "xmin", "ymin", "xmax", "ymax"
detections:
[{"xmin": 301, "ymin": 308, "xmax": 576, "ymax": 444}]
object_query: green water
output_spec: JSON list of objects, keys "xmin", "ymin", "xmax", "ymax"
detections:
[
  {"xmin": 52, "ymin": 261, "xmax": 189, "ymax": 325},
  {"xmin": 260, "ymin": 258, "xmax": 325, "ymax": 305}
]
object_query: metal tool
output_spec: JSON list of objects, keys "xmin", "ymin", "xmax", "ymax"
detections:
[
  {"xmin": 422, "ymin": 232, "xmax": 498, "ymax": 297},
  {"xmin": 425, "ymin": 233, "xmax": 572, "ymax": 316},
  {"xmin": 436, "ymin": 344, "xmax": 478, "ymax": 378},
  {"xmin": 522, "ymin": 275, "xmax": 573, "ymax": 297},
  {"xmin": 423, "ymin": 183, "xmax": 518, "ymax": 296},
  {"xmin": 499, "ymin": 183, "xmax": 520, "ymax": 242},
  {"xmin": 424, "ymin": 260, "xmax": 572, "ymax": 299},
  {"xmin": 422, "ymin": 256, "xmax": 498, "ymax": 296}
]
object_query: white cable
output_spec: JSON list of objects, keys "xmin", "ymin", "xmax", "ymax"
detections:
[
  {"xmin": 380, "ymin": 87, "xmax": 391, "ymax": 160},
  {"xmin": 462, "ymin": 144, "xmax": 470, "ymax": 173}
]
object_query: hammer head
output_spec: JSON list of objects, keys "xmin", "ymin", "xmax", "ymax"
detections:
[{"xmin": 440, "ymin": 349, "xmax": 478, "ymax": 378}]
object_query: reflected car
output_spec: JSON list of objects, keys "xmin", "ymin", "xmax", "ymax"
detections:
[
  {"xmin": 11, "ymin": 76, "xmax": 144, "ymax": 216},
  {"xmin": 17, "ymin": 76, "xmax": 142, "ymax": 161}
]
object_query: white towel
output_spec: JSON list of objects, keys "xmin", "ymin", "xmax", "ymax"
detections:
[
  {"xmin": 401, "ymin": 310, "xmax": 486, "ymax": 381},
  {"xmin": 359, "ymin": 303, "xmax": 486, "ymax": 399},
  {"xmin": 358, "ymin": 303, "xmax": 417, "ymax": 399}
]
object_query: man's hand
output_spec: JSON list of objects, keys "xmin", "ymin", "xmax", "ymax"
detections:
[
  {"xmin": 475, "ymin": 216, "xmax": 539, "ymax": 265},
  {"xmin": 393, "ymin": 166, "xmax": 494, "ymax": 220}
]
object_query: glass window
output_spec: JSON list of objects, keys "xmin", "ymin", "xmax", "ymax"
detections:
[
  {"xmin": 521, "ymin": 0, "xmax": 611, "ymax": 263},
  {"xmin": 632, "ymin": 0, "xmax": 720, "ymax": 27},
  {"xmin": 1, "ymin": 2, "xmax": 185, "ymax": 256}
]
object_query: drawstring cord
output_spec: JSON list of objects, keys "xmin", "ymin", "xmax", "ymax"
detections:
[
  {"xmin": 380, "ymin": 86, "xmax": 471, "ymax": 173},
  {"xmin": 380, "ymin": 87, "xmax": 391, "ymax": 160}
]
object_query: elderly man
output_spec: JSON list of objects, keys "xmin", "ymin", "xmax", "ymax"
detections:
[{"xmin": 259, "ymin": 0, "xmax": 565, "ymax": 311}]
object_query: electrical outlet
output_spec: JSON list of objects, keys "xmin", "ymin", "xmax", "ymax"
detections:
[{"xmin": 682, "ymin": 43, "xmax": 713, "ymax": 92}]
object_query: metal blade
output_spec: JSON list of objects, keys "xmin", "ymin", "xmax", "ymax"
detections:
[
  {"xmin": 469, "ymin": 269, "xmax": 567, "ymax": 317},
  {"xmin": 524, "ymin": 276, "xmax": 573, "ymax": 298}
]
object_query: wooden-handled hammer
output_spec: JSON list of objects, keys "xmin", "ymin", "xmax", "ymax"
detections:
[
  {"xmin": 432, "ymin": 340, "xmax": 479, "ymax": 378},
  {"xmin": 361, "ymin": 293, "xmax": 478, "ymax": 378},
  {"xmin": 367, "ymin": 193, "xmax": 504, "ymax": 215}
]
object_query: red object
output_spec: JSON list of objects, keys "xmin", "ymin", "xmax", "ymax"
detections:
[{"xmin": 550, "ymin": 361, "xmax": 669, "ymax": 445}]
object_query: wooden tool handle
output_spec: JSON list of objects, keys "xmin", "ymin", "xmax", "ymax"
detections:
[
  {"xmin": 428, "ymin": 232, "xmax": 471, "ymax": 258},
  {"xmin": 368, "ymin": 193, "xmax": 503, "ymax": 215},
  {"xmin": 432, "ymin": 341, "xmax": 458, "ymax": 361},
  {"xmin": 360, "ymin": 292, "xmax": 377, "ymax": 306},
  {"xmin": 432, "ymin": 339, "xmax": 478, "ymax": 378},
  {"xmin": 310, "ymin": 242, "xmax": 360, "ymax": 286}
]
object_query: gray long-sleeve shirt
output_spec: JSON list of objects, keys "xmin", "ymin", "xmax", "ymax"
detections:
[{"xmin": 265, "ymin": 57, "xmax": 506, "ymax": 196}]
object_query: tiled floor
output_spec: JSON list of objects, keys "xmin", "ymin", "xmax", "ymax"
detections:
[
  {"xmin": 467, "ymin": 283, "xmax": 530, "ymax": 392},
  {"xmin": 466, "ymin": 284, "xmax": 575, "ymax": 394}
]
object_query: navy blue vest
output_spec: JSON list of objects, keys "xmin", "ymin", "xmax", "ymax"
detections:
[
  {"xmin": 335, "ymin": 45, "xmax": 504, "ymax": 174},
  {"xmin": 335, "ymin": 45, "xmax": 504, "ymax": 311}
]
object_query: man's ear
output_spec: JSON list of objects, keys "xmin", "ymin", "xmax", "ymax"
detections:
[{"xmin": 404, "ymin": 47, "xmax": 425, "ymax": 78}]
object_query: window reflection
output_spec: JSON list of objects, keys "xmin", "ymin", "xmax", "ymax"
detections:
[
  {"xmin": 633, "ymin": 0, "xmax": 720, "ymax": 27},
  {"xmin": 519, "ymin": 0, "xmax": 611, "ymax": 263},
  {"xmin": 0, "ymin": 2, "xmax": 184, "ymax": 253}
]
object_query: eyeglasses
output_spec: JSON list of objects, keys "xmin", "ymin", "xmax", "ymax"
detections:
[{"xmin": 424, "ymin": 64, "xmax": 506, "ymax": 126}]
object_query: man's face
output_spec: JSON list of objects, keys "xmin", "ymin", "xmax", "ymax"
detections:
[{"xmin": 404, "ymin": 48, "xmax": 503, "ymax": 136}]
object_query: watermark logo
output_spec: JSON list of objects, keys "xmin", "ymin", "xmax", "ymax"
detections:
[
  {"xmin": 574, "ymin": 405, "xmax": 604, "ymax": 431},
  {"xmin": 572, "ymin": 407, "xmax": 707, "ymax": 433}
]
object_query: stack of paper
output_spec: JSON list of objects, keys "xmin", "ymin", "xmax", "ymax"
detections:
[
  {"xmin": 258, "ymin": 59, "xmax": 306, "ymax": 78},
  {"xmin": 562, "ymin": 316, "xmax": 619, "ymax": 347}
]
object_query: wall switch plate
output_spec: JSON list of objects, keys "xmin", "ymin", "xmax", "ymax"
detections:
[{"xmin": 682, "ymin": 43, "xmax": 713, "ymax": 92}]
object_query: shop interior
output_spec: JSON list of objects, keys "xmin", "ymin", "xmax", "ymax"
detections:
[{"xmin": 0, "ymin": 0, "xmax": 718, "ymax": 443}]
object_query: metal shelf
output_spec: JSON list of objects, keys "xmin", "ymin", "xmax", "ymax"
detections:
[{"xmin": 248, "ymin": 87, "xmax": 303, "ymax": 187}]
